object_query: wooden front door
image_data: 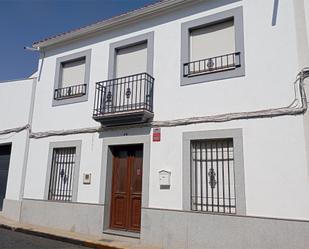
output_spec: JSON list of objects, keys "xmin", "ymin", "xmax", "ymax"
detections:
[{"xmin": 110, "ymin": 145, "xmax": 143, "ymax": 232}]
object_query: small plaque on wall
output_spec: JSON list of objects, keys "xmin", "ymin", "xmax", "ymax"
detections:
[
  {"xmin": 153, "ymin": 127, "xmax": 161, "ymax": 142},
  {"xmin": 159, "ymin": 170, "xmax": 171, "ymax": 190},
  {"xmin": 83, "ymin": 173, "xmax": 91, "ymax": 184}
]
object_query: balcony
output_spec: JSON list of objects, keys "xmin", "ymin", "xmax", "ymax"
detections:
[
  {"xmin": 93, "ymin": 73, "xmax": 154, "ymax": 126},
  {"xmin": 54, "ymin": 84, "xmax": 87, "ymax": 100},
  {"xmin": 183, "ymin": 52, "xmax": 241, "ymax": 77}
]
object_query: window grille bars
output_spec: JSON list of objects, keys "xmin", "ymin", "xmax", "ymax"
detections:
[
  {"xmin": 191, "ymin": 138, "xmax": 236, "ymax": 214},
  {"xmin": 48, "ymin": 147, "xmax": 76, "ymax": 202},
  {"xmin": 183, "ymin": 52, "xmax": 241, "ymax": 77}
]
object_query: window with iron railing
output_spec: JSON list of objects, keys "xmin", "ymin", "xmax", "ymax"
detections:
[
  {"xmin": 48, "ymin": 147, "xmax": 76, "ymax": 202},
  {"xmin": 185, "ymin": 19, "xmax": 239, "ymax": 77},
  {"xmin": 53, "ymin": 50, "xmax": 91, "ymax": 106},
  {"xmin": 191, "ymin": 138, "xmax": 236, "ymax": 214},
  {"xmin": 181, "ymin": 8, "xmax": 245, "ymax": 85},
  {"xmin": 93, "ymin": 72, "xmax": 154, "ymax": 119},
  {"xmin": 54, "ymin": 57, "xmax": 87, "ymax": 100}
]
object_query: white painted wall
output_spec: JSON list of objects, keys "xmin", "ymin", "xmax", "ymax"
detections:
[
  {"xmin": 0, "ymin": 131, "xmax": 28, "ymax": 201},
  {"xmin": 24, "ymin": 132, "xmax": 103, "ymax": 204},
  {"xmin": 0, "ymin": 79, "xmax": 33, "ymax": 130},
  {"xmin": 21, "ymin": 0, "xmax": 309, "ymax": 220},
  {"xmin": 30, "ymin": 0, "xmax": 299, "ymax": 131},
  {"xmin": 0, "ymin": 79, "xmax": 33, "ymax": 201},
  {"xmin": 148, "ymin": 116, "xmax": 309, "ymax": 220},
  {"xmin": 302, "ymin": 0, "xmax": 309, "ymax": 57}
]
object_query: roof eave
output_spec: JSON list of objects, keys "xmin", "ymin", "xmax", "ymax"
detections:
[{"xmin": 33, "ymin": 0, "xmax": 197, "ymax": 49}]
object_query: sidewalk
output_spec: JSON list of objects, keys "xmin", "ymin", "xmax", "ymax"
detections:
[{"xmin": 0, "ymin": 214, "xmax": 158, "ymax": 249}]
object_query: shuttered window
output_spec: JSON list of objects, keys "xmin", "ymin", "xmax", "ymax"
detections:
[
  {"xmin": 60, "ymin": 57, "xmax": 86, "ymax": 88},
  {"xmin": 115, "ymin": 42, "xmax": 147, "ymax": 78},
  {"xmin": 190, "ymin": 19, "xmax": 235, "ymax": 62},
  {"xmin": 191, "ymin": 138, "xmax": 236, "ymax": 213},
  {"xmin": 48, "ymin": 147, "xmax": 76, "ymax": 202}
]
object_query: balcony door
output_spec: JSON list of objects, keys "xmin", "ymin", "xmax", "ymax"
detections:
[
  {"xmin": 110, "ymin": 145, "xmax": 143, "ymax": 232},
  {"xmin": 115, "ymin": 42, "xmax": 147, "ymax": 78},
  {"xmin": 105, "ymin": 43, "xmax": 147, "ymax": 113}
]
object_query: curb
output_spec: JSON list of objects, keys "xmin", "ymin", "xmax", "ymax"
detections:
[{"xmin": 0, "ymin": 223, "xmax": 123, "ymax": 249}]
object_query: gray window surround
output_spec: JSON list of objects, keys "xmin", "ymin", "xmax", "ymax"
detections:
[
  {"xmin": 53, "ymin": 49, "xmax": 91, "ymax": 106},
  {"xmin": 180, "ymin": 7, "xmax": 245, "ymax": 86},
  {"xmin": 108, "ymin": 32, "xmax": 154, "ymax": 79},
  {"xmin": 182, "ymin": 129, "xmax": 246, "ymax": 215},
  {"xmin": 44, "ymin": 140, "xmax": 82, "ymax": 202}
]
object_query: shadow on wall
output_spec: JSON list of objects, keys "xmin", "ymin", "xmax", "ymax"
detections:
[{"xmin": 272, "ymin": 0, "xmax": 279, "ymax": 26}]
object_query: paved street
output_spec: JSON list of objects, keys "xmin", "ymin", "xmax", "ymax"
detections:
[{"xmin": 0, "ymin": 228, "xmax": 89, "ymax": 249}]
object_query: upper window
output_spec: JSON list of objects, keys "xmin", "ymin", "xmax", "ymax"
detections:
[
  {"xmin": 108, "ymin": 32, "xmax": 154, "ymax": 79},
  {"xmin": 60, "ymin": 57, "xmax": 86, "ymax": 88},
  {"xmin": 53, "ymin": 49, "xmax": 91, "ymax": 106},
  {"xmin": 54, "ymin": 57, "xmax": 87, "ymax": 101},
  {"xmin": 190, "ymin": 20, "xmax": 235, "ymax": 62},
  {"xmin": 94, "ymin": 32, "xmax": 154, "ymax": 117},
  {"xmin": 181, "ymin": 7, "xmax": 245, "ymax": 86},
  {"xmin": 115, "ymin": 42, "xmax": 148, "ymax": 78},
  {"xmin": 186, "ymin": 19, "xmax": 239, "ymax": 77}
]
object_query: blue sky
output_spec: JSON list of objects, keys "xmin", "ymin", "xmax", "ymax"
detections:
[{"xmin": 0, "ymin": 0, "xmax": 157, "ymax": 82}]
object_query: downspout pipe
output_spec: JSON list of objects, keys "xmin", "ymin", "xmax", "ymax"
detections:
[{"xmin": 17, "ymin": 46, "xmax": 41, "ymax": 221}]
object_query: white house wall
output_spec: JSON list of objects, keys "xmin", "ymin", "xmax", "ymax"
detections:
[
  {"xmin": 19, "ymin": 0, "xmax": 309, "ymax": 237},
  {"xmin": 0, "ymin": 79, "xmax": 34, "ymax": 220},
  {"xmin": 31, "ymin": 0, "xmax": 298, "ymax": 133},
  {"xmin": 0, "ymin": 79, "xmax": 33, "ymax": 130},
  {"xmin": 24, "ymin": 132, "xmax": 103, "ymax": 204},
  {"xmin": 148, "ymin": 116, "xmax": 309, "ymax": 220}
]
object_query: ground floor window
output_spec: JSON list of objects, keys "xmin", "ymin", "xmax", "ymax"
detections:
[
  {"xmin": 191, "ymin": 138, "xmax": 236, "ymax": 213},
  {"xmin": 48, "ymin": 147, "xmax": 76, "ymax": 201}
]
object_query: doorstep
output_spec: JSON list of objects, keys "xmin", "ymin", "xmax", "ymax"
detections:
[
  {"xmin": 0, "ymin": 214, "xmax": 159, "ymax": 249},
  {"xmin": 103, "ymin": 229, "xmax": 140, "ymax": 239}
]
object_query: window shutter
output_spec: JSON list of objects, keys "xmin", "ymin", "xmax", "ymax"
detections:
[
  {"xmin": 190, "ymin": 19, "xmax": 235, "ymax": 62},
  {"xmin": 60, "ymin": 58, "xmax": 86, "ymax": 87},
  {"xmin": 116, "ymin": 42, "xmax": 147, "ymax": 78}
]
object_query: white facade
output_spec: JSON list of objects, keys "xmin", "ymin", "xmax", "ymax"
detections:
[
  {"xmin": 0, "ymin": 78, "xmax": 34, "ymax": 219},
  {"xmin": 2, "ymin": 0, "xmax": 309, "ymax": 248}
]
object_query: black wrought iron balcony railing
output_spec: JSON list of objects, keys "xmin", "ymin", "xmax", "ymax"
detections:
[
  {"xmin": 54, "ymin": 84, "xmax": 87, "ymax": 100},
  {"xmin": 93, "ymin": 72, "xmax": 154, "ymax": 124},
  {"xmin": 183, "ymin": 52, "xmax": 241, "ymax": 77}
]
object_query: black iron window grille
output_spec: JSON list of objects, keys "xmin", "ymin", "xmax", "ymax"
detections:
[
  {"xmin": 54, "ymin": 84, "xmax": 87, "ymax": 100},
  {"xmin": 93, "ymin": 72, "xmax": 154, "ymax": 118},
  {"xmin": 183, "ymin": 52, "xmax": 241, "ymax": 77},
  {"xmin": 191, "ymin": 138, "xmax": 236, "ymax": 214},
  {"xmin": 48, "ymin": 147, "xmax": 76, "ymax": 202}
]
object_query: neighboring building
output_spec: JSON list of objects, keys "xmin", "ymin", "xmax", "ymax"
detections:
[{"xmin": 1, "ymin": 0, "xmax": 309, "ymax": 248}]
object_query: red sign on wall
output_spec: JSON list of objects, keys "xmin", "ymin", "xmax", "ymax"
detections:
[{"xmin": 152, "ymin": 127, "xmax": 161, "ymax": 142}]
